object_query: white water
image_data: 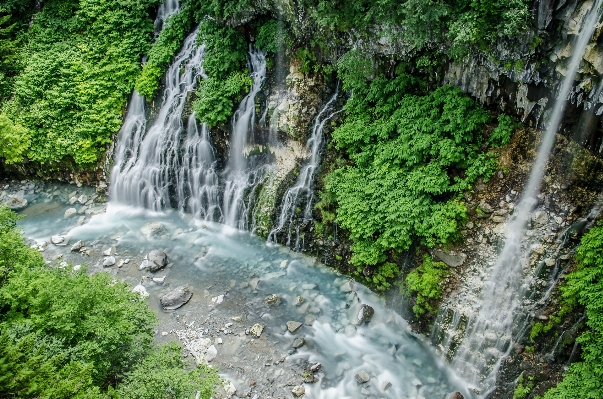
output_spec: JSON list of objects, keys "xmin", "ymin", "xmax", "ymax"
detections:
[
  {"xmin": 268, "ymin": 89, "xmax": 341, "ymax": 249},
  {"xmin": 432, "ymin": 1, "xmax": 603, "ymax": 394},
  {"xmin": 110, "ymin": 29, "xmax": 206, "ymax": 210},
  {"xmin": 223, "ymin": 48, "xmax": 268, "ymax": 229},
  {"xmin": 154, "ymin": 0, "xmax": 180, "ymax": 32}
]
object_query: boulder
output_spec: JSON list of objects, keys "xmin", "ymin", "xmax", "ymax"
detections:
[
  {"xmin": 160, "ymin": 286, "xmax": 192, "ymax": 310},
  {"xmin": 132, "ymin": 284, "xmax": 149, "ymax": 299},
  {"xmin": 355, "ymin": 370, "xmax": 370, "ymax": 383},
  {"xmin": 71, "ymin": 240, "xmax": 84, "ymax": 251},
  {"xmin": 340, "ymin": 280, "xmax": 354, "ymax": 292},
  {"xmin": 64, "ymin": 208, "xmax": 77, "ymax": 217},
  {"xmin": 250, "ymin": 323, "xmax": 264, "ymax": 338},
  {"xmin": 431, "ymin": 248, "xmax": 467, "ymax": 267},
  {"xmin": 356, "ymin": 304, "xmax": 374, "ymax": 325},
  {"xmin": 264, "ymin": 294, "xmax": 281, "ymax": 306},
  {"xmin": 292, "ymin": 337, "xmax": 305, "ymax": 348},
  {"xmin": 205, "ymin": 345, "xmax": 217, "ymax": 362},
  {"xmin": 286, "ymin": 321, "xmax": 303, "ymax": 333},
  {"xmin": 5, "ymin": 197, "xmax": 28, "ymax": 210},
  {"xmin": 51, "ymin": 235, "xmax": 65, "ymax": 245},
  {"xmin": 140, "ymin": 222, "xmax": 164, "ymax": 237},
  {"xmin": 103, "ymin": 256, "xmax": 116, "ymax": 267},
  {"xmin": 292, "ymin": 385, "xmax": 305, "ymax": 397},
  {"xmin": 446, "ymin": 392, "xmax": 465, "ymax": 399},
  {"xmin": 382, "ymin": 381, "xmax": 392, "ymax": 391},
  {"xmin": 77, "ymin": 194, "xmax": 88, "ymax": 204},
  {"xmin": 532, "ymin": 211, "xmax": 549, "ymax": 228},
  {"xmin": 478, "ymin": 200, "xmax": 494, "ymax": 213},
  {"xmin": 293, "ymin": 296, "xmax": 304, "ymax": 306},
  {"xmin": 145, "ymin": 250, "xmax": 167, "ymax": 272}
]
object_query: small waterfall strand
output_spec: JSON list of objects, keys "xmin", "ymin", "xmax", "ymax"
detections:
[
  {"xmin": 268, "ymin": 88, "xmax": 341, "ymax": 249},
  {"xmin": 432, "ymin": 1, "xmax": 603, "ymax": 395}
]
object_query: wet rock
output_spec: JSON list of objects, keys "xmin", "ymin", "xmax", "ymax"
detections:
[
  {"xmin": 491, "ymin": 216, "xmax": 505, "ymax": 223},
  {"xmin": 286, "ymin": 321, "xmax": 303, "ymax": 333},
  {"xmin": 292, "ymin": 337, "xmax": 305, "ymax": 348},
  {"xmin": 140, "ymin": 222, "xmax": 164, "ymax": 237},
  {"xmin": 544, "ymin": 258, "xmax": 556, "ymax": 266},
  {"xmin": 211, "ymin": 295, "xmax": 224, "ymax": 304},
  {"xmin": 382, "ymin": 381, "xmax": 392, "ymax": 391},
  {"xmin": 264, "ymin": 294, "xmax": 281, "ymax": 306},
  {"xmin": 64, "ymin": 208, "xmax": 77, "ymax": 217},
  {"xmin": 51, "ymin": 235, "xmax": 65, "ymax": 245},
  {"xmin": 294, "ymin": 296, "xmax": 304, "ymax": 306},
  {"xmin": 146, "ymin": 250, "xmax": 167, "ymax": 272},
  {"xmin": 412, "ymin": 378, "xmax": 422, "ymax": 386},
  {"xmin": 132, "ymin": 284, "xmax": 149, "ymax": 299},
  {"xmin": 250, "ymin": 323, "xmax": 264, "ymax": 338},
  {"xmin": 102, "ymin": 247, "xmax": 115, "ymax": 256},
  {"xmin": 478, "ymin": 200, "xmax": 494, "ymax": 214},
  {"xmin": 532, "ymin": 211, "xmax": 549, "ymax": 227},
  {"xmin": 103, "ymin": 256, "xmax": 116, "ymax": 267},
  {"xmin": 431, "ymin": 248, "xmax": 467, "ymax": 267},
  {"xmin": 446, "ymin": 392, "xmax": 465, "ymax": 399},
  {"xmin": 69, "ymin": 196, "xmax": 78, "ymax": 205},
  {"xmin": 356, "ymin": 304, "xmax": 375, "ymax": 325},
  {"xmin": 340, "ymin": 280, "xmax": 354, "ymax": 292},
  {"xmin": 77, "ymin": 194, "xmax": 88, "ymax": 204},
  {"xmin": 292, "ymin": 385, "xmax": 305, "ymax": 397},
  {"xmin": 71, "ymin": 240, "xmax": 84, "ymax": 251},
  {"xmin": 355, "ymin": 370, "xmax": 370, "ymax": 383},
  {"xmin": 160, "ymin": 286, "xmax": 193, "ymax": 310},
  {"xmin": 310, "ymin": 362, "xmax": 321, "ymax": 372},
  {"xmin": 205, "ymin": 345, "xmax": 217, "ymax": 362},
  {"xmin": 152, "ymin": 276, "xmax": 166, "ymax": 284},
  {"xmin": 5, "ymin": 197, "xmax": 28, "ymax": 210}
]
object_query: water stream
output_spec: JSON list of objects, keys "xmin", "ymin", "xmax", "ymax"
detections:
[{"xmin": 432, "ymin": 1, "xmax": 603, "ymax": 394}]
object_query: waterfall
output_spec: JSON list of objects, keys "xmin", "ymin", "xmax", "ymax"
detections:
[
  {"xmin": 268, "ymin": 89, "xmax": 341, "ymax": 249},
  {"xmin": 154, "ymin": 0, "xmax": 180, "ymax": 32},
  {"xmin": 110, "ymin": 28, "xmax": 206, "ymax": 210},
  {"xmin": 223, "ymin": 48, "xmax": 268, "ymax": 229},
  {"xmin": 432, "ymin": 1, "xmax": 603, "ymax": 394}
]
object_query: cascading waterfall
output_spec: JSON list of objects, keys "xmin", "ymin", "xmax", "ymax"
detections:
[
  {"xmin": 432, "ymin": 1, "xmax": 603, "ymax": 394},
  {"xmin": 222, "ymin": 48, "xmax": 267, "ymax": 229},
  {"xmin": 154, "ymin": 0, "xmax": 180, "ymax": 31},
  {"xmin": 110, "ymin": 28, "xmax": 206, "ymax": 210},
  {"xmin": 267, "ymin": 89, "xmax": 340, "ymax": 249},
  {"xmin": 177, "ymin": 114, "xmax": 221, "ymax": 220}
]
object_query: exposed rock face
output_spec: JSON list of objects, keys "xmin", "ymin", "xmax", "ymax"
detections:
[{"xmin": 160, "ymin": 286, "xmax": 192, "ymax": 310}]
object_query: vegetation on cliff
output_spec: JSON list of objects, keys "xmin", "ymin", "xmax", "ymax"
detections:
[{"xmin": 0, "ymin": 205, "xmax": 218, "ymax": 398}]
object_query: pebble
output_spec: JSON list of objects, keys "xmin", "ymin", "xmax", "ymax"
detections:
[{"xmin": 250, "ymin": 324, "xmax": 264, "ymax": 338}]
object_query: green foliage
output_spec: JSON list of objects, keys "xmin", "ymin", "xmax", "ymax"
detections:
[
  {"xmin": 404, "ymin": 255, "xmax": 449, "ymax": 317},
  {"xmin": 136, "ymin": 8, "xmax": 194, "ymax": 98},
  {"xmin": 0, "ymin": 206, "xmax": 218, "ymax": 398},
  {"xmin": 366, "ymin": 262, "xmax": 400, "ymax": 291},
  {"xmin": 326, "ymin": 75, "xmax": 495, "ymax": 266},
  {"xmin": 489, "ymin": 114, "xmax": 516, "ymax": 147},
  {"xmin": 543, "ymin": 224, "xmax": 603, "ymax": 399},
  {"xmin": 5, "ymin": 0, "xmax": 159, "ymax": 166},
  {"xmin": 0, "ymin": 113, "xmax": 30, "ymax": 164},
  {"xmin": 514, "ymin": 375, "xmax": 533, "ymax": 399},
  {"xmin": 254, "ymin": 19, "xmax": 292, "ymax": 54},
  {"xmin": 193, "ymin": 19, "xmax": 250, "ymax": 126},
  {"xmin": 117, "ymin": 342, "xmax": 219, "ymax": 399},
  {"xmin": 187, "ymin": 0, "xmax": 255, "ymax": 22}
]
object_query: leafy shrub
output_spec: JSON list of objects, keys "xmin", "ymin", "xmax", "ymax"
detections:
[
  {"xmin": 404, "ymin": 255, "xmax": 449, "ymax": 317},
  {"xmin": 543, "ymin": 224, "xmax": 603, "ymax": 399},
  {"xmin": 514, "ymin": 375, "xmax": 533, "ymax": 399},
  {"xmin": 489, "ymin": 114, "xmax": 516, "ymax": 147},
  {"xmin": 193, "ymin": 19, "xmax": 251, "ymax": 126},
  {"xmin": 0, "ymin": 113, "xmax": 30, "ymax": 164},
  {"xmin": 0, "ymin": 205, "xmax": 219, "ymax": 398}
]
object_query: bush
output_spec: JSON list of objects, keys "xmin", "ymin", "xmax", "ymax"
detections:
[
  {"xmin": 0, "ymin": 113, "xmax": 30, "ymax": 164},
  {"xmin": 543, "ymin": 224, "xmax": 603, "ymax": 399},
  {"xmin": 404, "ymin": 255, "xmax": 449, "ymax": 317}
]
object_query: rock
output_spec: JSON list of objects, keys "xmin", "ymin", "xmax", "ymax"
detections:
[
  {"xmin": 355, "ymin": 370, "xmax": 370, "ymax": 383},
  {"xmin": 264, "ymin": 294, "xmax": 281, "ymax": 306},
  {"xmin": 132, "ymin": 284, "xmax": 149, "ymax": 299},
  {"xmin": 205, "ymin": 345, "xmax": 217, "ymax": 362},
  {"xmin": 292, "ymin": 385, "xmax": 305, "ymax": 397},
  {"xmin": 382, "ymin": 381, "xmax": 392, "ymax": 391},
  {"xmin": 73, "ymin": 264, "xmax": 81, "ymax": 271},
  {"xmin": 211, "ymin": 295, "xmax": 224, "ymax": 304},
  {"xmin": 147, "ymin": 250, "xmax": 167, "ymax": 272},
  {"xmin": 292, "ymin": 337, "xmax": 305, "ymax": 348},
  {"xmin": 544, "ymin": 258, "xmax": 556, "ymax": 266},
  {"xmin": 302, "ymin": 283, "xmax": 316, "ymax": 290},
  {"xmin": 294, "ymin": 296, "xmax": 304, "ymax": 306},
  {"xmin": 140, "ymin": 222, "xmax": 164, "ymax": 237},
  {"xmin": 286, "ymin": 321, "xmax": 303, "ymax": 333},
  {"xmin": 64, "ymin": 208, "xmax": 77, "ymax": 218},
  {"xmin": 412, "ymin": 378, "xmax": 422, "ymax": 386},
  {"xmin": 51, "ymin": 235, "xmax": 65, "ymax": 245},
  {"xmin": 152, "ymin": 276, "xmax": 166, "ymax": 283},
  {"xmin": 250, "ymin": 323, "xmax": 264, "ymax": 338},
  {"xmin": 71, "ymin": 240, "xmax": 84, "ymax": 251},
  {"xmin": 69, "ymin": 196, "xmax": 78, "ymax": 204},
  {"xmin": 340, "ymin": 280, "xmax": 354, "ymax": 292},
  {"xmin": 431, "ymin": 248, "xmax": 467, "ymax": 267},
  {"xmin": 446, "ymin": 392, "xmax": 464, "ymax": 399},
  {"xmin": 356, "ymin": 304, "xmax": 375, "ymax": 325},
  {"xmin": 77, "ymin": 194, "xmax": 88, "ymax": 204},
  {"xmin": 160, "ymin": 286, "xmax": 193, "ymax": 310},
  {"xmin": 310, "ymin": 363, "xmax": 321, "ymax": 372},
  {"xmin": 231, "ymin": 316, "xmax": 242, "ymax": 322},
  {"xmin": 532, "ymin": 211, "xmax": 549, "ymax": 227},
  {"xmin": 103, "ymin": 256, "xmax": 116, "ymax": 267},
  {"xmin": 5, "ymin": 197, "xmax": 28, "ymax": 210},
  {"xmin": 102, "ymin": 247, "xmax": 115, "ymax": 256},
  {"xmin": 478, "ymin": 200, "xmax": 494, "ymax": 213}
]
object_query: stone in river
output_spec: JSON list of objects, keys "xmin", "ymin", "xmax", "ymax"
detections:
[
  {"xmin": 382, "ymin": 381, "xmax": 392, "ymax": 391},
  {"xmin": 356, "ymin": 304, "xmax": 374, "ymax": 324},
  {"xmin": 340, "ymin": 280, "xmax": 354, "ymax": 292},
  {"xmin": 77, "ymin": 194, "xmax": 88, "ymax": 204},
  {"xmin": 355, "ymin": 370, "xmax": 370, "ymax": 383},
  {"xmin": 264, "ymin": 294, "xmax": 281, "ymax": 306},
  {"xmin": 103, "ymin": 256, "xmax": 116, "ymax": 267},
  {"xmin": 292, "ymin": 385, "xmax": 305, "ymax": 397},
  {"xmin": 286, "ymin": 321, "xmax": 303, "ymax": 333},
  {"xmin": 5, "ymin": 197, "xmax": 27, "ymax": 210},
  {"xmin": 160, "ymin": 286, "xmax": 192, "ymax": 310},
  {"xmin": 64, "ymin": 208, "xmax": 77, "ymax": 217},
  {"xmin": 132, "ymin": 284, "xmax": 149, "ymax": 299},
  {"xmin": 446, "ymin": 393, "xmax": 465, "ymax": 399},
  {"xmin": 147, "ymin": 250, "xmax": 167, "ymax": 272},
  {"xmin": 292, "ymin": 337, "xmax": 305, "ymax": 348},
  {"xmin": 51, "ymin": 235, "xmax": 65, "ymax": 244},
  {"xmin": 140, "ymin": 222, "xmax": 164, "ymax": 237},
  {"xmin": 293, "ymin": 296, "xmax": 304, "ymax": 306},
  {"xmin": 205, "ymin": 345, "xmax": 217, "ymax": 362},
  {"xmin": 71, "ymin": 240, "xmax": 84, "ymax": 251},
  {"xmin": 250, "ymin": 323, "xmax": 264, "ymax": 338}
]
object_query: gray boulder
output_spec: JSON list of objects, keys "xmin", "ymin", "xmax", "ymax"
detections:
[
  {"xmin": 103, "ymin": 256, "xmax": 116, "ymax": 267},
  {"xmin": 446, "ymin": 392, "xmax": 465, "ymax": 399},
  {"xmin": 431, "ymin": 248, "xmax": 467, "ymax": 267},
  {"xmin": 160, "ymin": 286, "xmax": 192, "ymax": 310},
  {"xmin": 71, "ymin": 240, "xmax": 84, "ymax": 251},
  {"xmin": 140, "ymin": 222, "xmax": 164, "ymax": 237},
  {"xmin": 286, "ymin": 321, "xmax": 303, "ymax": 333},
  {"xmin": 5, "ymin": 197, "xmax": 28, "ymax": 210},
  {"xmin": 147, "ymin": 250, "xmax": 167, "ymax": 272},
  {"xmin": 355, "ymin": 370, "xmax": 370, "ymax": 383},
  {"xmin": 356, "ymin": 304, "xmax": 374, "ymax": 325}
]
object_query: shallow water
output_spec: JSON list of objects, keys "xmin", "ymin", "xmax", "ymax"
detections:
[{"xmin": 18, "ymin": 192, "xmax": 474, "ymax": 399}]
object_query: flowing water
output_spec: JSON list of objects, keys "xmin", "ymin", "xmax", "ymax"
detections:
[
  {"xmin": 222, "ymin": 48, "xmax": 269, "ymax": 229},
  {"xmin": 110, "ymin": 28, "xmax": 206, "ymax": 210},
  {"xmin": 268, "ymin": 89, "xmax": 341, "ymax": 249},
  {"xmin": 432, "ymin": 1, "xmax": 603, "ymax": 394}
]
